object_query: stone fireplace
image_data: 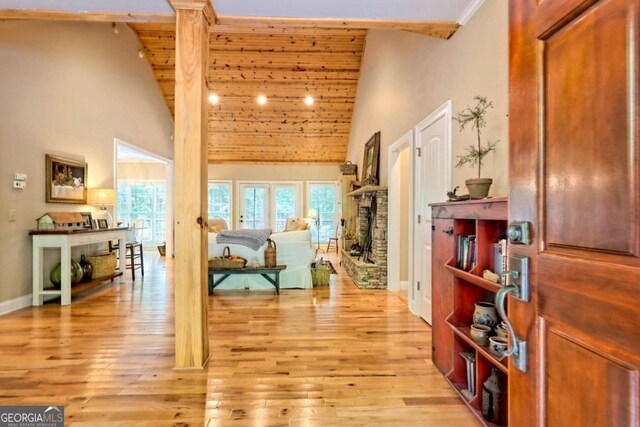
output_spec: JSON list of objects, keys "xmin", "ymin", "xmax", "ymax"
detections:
[{"xmin": 342, "ymin": 186, "xmax": 388, "ymax": 289}]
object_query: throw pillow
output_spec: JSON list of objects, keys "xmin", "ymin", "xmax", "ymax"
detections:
[
  {"xmin": 285, "ymin": 218, "xmax": 309, "ymax": 231},
  {"xmin": 208, "ymin": 218, "xmax": 229, "ymax": 233}
]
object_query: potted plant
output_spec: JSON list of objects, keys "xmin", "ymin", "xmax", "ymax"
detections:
[
  {"xmin": 342, "ymin": 229, "xmax": 357, "ymax": 251},
  {"xmin": 454, "ymin": 96, "xmax": 499, "ymax": 198}
]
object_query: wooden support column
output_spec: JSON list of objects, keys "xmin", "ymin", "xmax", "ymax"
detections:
[{"xmin": 172, "ymin": 1, "xmax": 213, "ymax": 369}]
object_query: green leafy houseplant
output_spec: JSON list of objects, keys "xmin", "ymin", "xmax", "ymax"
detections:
[{"xmin": 454, "ymin": 96, "xmax": 499, "ymax": 198}]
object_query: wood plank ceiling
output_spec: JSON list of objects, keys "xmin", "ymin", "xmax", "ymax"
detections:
[{"xmin": 132, "ymin": 23, "xmax": 367, "ymax": 164}]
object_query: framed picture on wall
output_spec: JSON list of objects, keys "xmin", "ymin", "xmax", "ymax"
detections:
[
  {"xmin": 362, "ymin": 131, "xmax": 381, "ymax": 185},
  {"xmin": 97, "ymin": 219, "xmax": 109, "ymax": 229},
  {"xmin": 46, "ymin": 155, "xmax": 88, "ymax": 204}
]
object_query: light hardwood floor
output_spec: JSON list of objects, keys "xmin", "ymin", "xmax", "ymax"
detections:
[{"xmin": 0, "ymin": 252, "xmax": 478, "ymax": 426}]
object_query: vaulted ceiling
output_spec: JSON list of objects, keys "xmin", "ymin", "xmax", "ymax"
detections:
[
  {"xmin": 132, "ymin": 23, "xmax": 367, "ymax": 164},
  {"xmin": 1, "ymin": 0, "xmax": 483, "ymax": 163}
]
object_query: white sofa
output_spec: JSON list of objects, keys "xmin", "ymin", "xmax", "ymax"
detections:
[{"xmin": 207, "ymin": 229, "xmax": 315, "ymax": 289}]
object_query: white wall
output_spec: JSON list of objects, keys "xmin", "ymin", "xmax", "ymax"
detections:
[
  {"xmin": 346, "ymin": 1, "xmax": 509, "ymax": 197},
  {"xmin": 0, "ymin": 21, "xmax": 174, "ymax": 305},
  {"xmin": 208, "ymin": 164, "xmax": 339, "ymax": 182},
  {"xmin": 118, "ymin": 162, "xmax": 167, "ymax": 181}
]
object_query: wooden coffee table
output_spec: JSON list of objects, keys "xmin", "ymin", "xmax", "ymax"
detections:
[{"xmin": 208, "ymin": 265, "xmax": 287, "ymax": 294}]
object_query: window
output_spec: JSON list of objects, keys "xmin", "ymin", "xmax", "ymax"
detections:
[
  {"xmin": 307, "ymin": 182, "xmax": 339, "ymax": 243},
  {"xmin": 117, "ymin": 182, "xmax": 166, "ymax": 245},
  {"xmin": 208, "ymin": 181, "xmax": 232, "ymax": 227}
]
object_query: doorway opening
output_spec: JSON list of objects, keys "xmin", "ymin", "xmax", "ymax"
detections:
[
  {"xmin": 388, "ymin": 130, "xmax": 414, "ymax": 299},
  {"xmin": 114, "ymin": 139, "xmax": 174, "ymax": 256}
]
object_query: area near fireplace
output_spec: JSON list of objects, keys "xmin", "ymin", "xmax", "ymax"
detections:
[{"xmin": 342, "ymin": 185, "xmax": 388, "ymax": 289}]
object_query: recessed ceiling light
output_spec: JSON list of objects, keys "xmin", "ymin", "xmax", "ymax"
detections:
[
  {"xmin": 304, "ymin": 95, "xmax": 314, "ymax": 106},
  {"xmin": 208, "ymin": 93, "xmax": 219, "ymax": 104},
  {"xmin": 257, "ymin": 95, "xmax": 268, "ymax": 105}
]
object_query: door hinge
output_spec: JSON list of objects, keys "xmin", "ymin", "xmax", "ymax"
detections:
[
  {"xmin": 431, "ymin": 225, "xmax": 435, "ymax": 231},
  {"xmin": 417, "ymin": 281, "xmax": 421, "ymax": 291},
  {"xmin": 418, "ymin": 214, "xmax": 422, "ymax": 224},
  {"xmin": 416, "ymin": 147, "xmax": 422, "ymax": 157}
]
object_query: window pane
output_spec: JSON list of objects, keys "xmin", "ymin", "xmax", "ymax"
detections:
[
  {"xmin": 309, "ymin": 184, "xmax": 336, "ymax": 243},
  {"xmin": 116, "ymin": 182, "xmax": 166, "ymax": 245},
  {"xmin": 244, "ymin": 187, "xmax": 265, "ymax": 229},
  {"xmin": 208, "ymin": 183, "xmax": 231, "ymax": 226},
  {"xmin": 275, "ymin": 187, "xmax": 295, "ymax": 232}
]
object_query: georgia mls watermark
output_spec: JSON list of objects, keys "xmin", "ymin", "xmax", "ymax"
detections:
[{"xmin": 0, "ymin": 406, "xmax": 64, "ymax": 427}]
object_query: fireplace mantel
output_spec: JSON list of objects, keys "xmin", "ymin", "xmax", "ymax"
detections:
[{"xmin": 346, "ymin": 185, "xmax": 388, "ymax": 197}]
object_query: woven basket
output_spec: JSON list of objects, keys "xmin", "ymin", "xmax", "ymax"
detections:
[
  {"xmin": 311, "ymin": 262, "xmax": 331, "ymax": 286},
  {"xmin": 208, "ymin": 246, "xmax": 247, "ymax": 269},
  {"xmin": 87, "ymin": 251, "xmax": 117, "ymax": 279},
  {"xmin": 340, "ymin": 161, "xmax": 357, "ymax": 175}
]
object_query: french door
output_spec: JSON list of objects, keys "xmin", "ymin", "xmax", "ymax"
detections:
[
  {"xmin": 238, "ymin": 182, "xmax": 302, "ymax": 230},
  {"xmin": 239, "ymin": 183, "xmax": 268, "ymax": 229}
]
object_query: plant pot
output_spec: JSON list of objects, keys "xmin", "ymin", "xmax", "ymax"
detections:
[
  {"xmin": 157, "ymin": 244, "xmax": 166, "ymax": 256},
  {"xmin": 465, "ymin": 178, "xmax": 493, "ymax": 199}
]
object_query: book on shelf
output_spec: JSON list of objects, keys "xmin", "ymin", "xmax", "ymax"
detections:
[{"xmin": 456, "ymin": 235, "xmax": 477, "ymax": 272}]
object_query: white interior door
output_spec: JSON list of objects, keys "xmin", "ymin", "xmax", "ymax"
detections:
[
  {"xmin": 239, "ymin": 184, "xmax": 269, "ymax": 229},
  {"xmin": 414, "ymin": 102, "xmax": 451, "ymax": 325}
]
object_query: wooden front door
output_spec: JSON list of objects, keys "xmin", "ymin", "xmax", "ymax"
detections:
[{"xmin": 509, "ymin": 0, "xmax": 640, "ymax": 425}]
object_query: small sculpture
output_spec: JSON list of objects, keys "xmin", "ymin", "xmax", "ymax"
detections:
[
  {"xmin": 447, "ymin": 186, "xmax": 471, "ymax": 202},
  {"xmin": 483, "ymin": 269, "xmax": 500, "ymax": 283}
]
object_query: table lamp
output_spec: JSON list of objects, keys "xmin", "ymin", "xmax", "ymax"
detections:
[{"xmin": 88, "ymin": 188, "xmax": 116, "ymax": 227}]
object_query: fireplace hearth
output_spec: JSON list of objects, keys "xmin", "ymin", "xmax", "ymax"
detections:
[{"xmin": 343, "ymin": 185, "xmax": 388, "ymax": 289}]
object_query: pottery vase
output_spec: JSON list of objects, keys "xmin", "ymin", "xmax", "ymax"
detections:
[
  {"xmin": 50, "ymin": 259, "xmax": 83, "ymax": 289},
  {"xmin": 473, "ymin": 301, "xmax": 498, "ymax": 328}
]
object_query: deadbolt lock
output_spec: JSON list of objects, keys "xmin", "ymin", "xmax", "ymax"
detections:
[{"xmin": 507, "ymin": 221, "xmax": 530, "ymax": 245}]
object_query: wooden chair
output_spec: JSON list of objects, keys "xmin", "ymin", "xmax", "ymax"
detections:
[{"xmin": 326, "ymin": 223, "xmax": 340, "ymax": 254}]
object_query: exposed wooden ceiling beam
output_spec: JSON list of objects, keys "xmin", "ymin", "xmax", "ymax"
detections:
[
  {"xmin": 0, "ymin": 9, "xmax": 174, "ymax": 23},
  {"xmin": 215, "ymin": 15, "xmax": 460, "ymax": 39}
]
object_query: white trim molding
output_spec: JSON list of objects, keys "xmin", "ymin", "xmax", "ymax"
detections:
[
  {"xmin": 387, "ymin": 130, "xmax": 414, "ymax": 295},
  {"xmin": 458, "ymin": 0, "xmax": 486, "ymax": 25},
  {"xmin": 0, "ymin": 294, "xmax": 32, "ymax": 316}
]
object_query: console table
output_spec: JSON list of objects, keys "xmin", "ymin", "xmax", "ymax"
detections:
[
  {"xmin": 208, "ymin": 265, "xmax": 287, "ymax": 294},
  {"xmin": 30, "ymin": 227, "xmax": 128, "ymax": 306}
]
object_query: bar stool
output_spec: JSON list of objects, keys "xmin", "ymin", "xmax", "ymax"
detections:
[{"xmin": 109, "ymin": 240, "xmax": 145, "ymax": 280}]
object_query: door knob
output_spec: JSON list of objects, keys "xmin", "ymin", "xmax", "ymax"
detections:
[
  {"xmin": 507, "ymin": 221, "xmax": 530, "ymax": 244},
  {"xmin": 443, "ymin": 226, "xmax": 454, "ymax": 236}
]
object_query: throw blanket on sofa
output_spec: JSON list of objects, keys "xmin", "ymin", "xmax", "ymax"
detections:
[{"xmin": 216, "ymin": 228, "xmax": 272, "ymax": 250}]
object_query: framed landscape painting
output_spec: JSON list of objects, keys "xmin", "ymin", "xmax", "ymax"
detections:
[{"xmin": 46, "ymin": 155, "xmax": 88, "ymax": 204}]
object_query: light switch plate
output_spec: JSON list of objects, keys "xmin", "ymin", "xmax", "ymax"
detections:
[
  {"xmin": 14, "ymin": 173, "xmax": 27, "ymax": 181},
  {"xmin": 13, "ymin": 180, "xmax": 26, "ymax": 189},
  {"xmin": 8, "ymin": 209, "xmax": 16, "ymax": 222}
]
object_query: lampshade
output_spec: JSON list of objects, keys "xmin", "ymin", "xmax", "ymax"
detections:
[
  {"xmin": 307, "ymin": 208, "xmax": 318, "ymax": 218},
  {"xmin": 88, "ymin": 188, "xmax": 116, "ymax": 206}
]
